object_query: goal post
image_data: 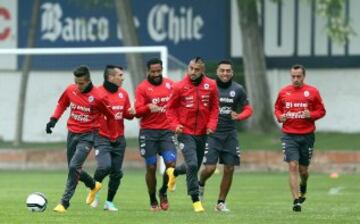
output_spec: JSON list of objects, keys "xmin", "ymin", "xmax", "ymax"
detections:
[
  {"xmin": 0, "ymin": 46, "xmax": 169, "ymax": 76},
  {"xmin": 0, "ymin": 46, "xmax": 169, "ymax": 173}
]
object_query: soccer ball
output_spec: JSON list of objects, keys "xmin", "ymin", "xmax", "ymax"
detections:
[{"xmin": 26, "ymin": 192, "xmax": 47, "ymax": 212}]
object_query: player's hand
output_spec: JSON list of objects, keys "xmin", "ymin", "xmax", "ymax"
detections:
[
  {"xmin": 279, "ymin": 114, "xmax": 287, "ymax": 123},
  {"xmin": 148, "ymin": 104, "xmax": 161, "ymax": 113},
  {"xmin": 206, "ymin": 128, "xmax": 214, "ymax": 135},
  {"xmin": 128, "ymin": 107, "xmax": 136, "ymax": 115},
  {"xmin": 303, "ymin": 109, "xmax": 311, "ymax": 119},
  {"xmin": 175, "ymin": 125, "xmax": 184, "ymax": 134},
  {"xmin": 231, "ymin": 111, "xmax": 239, "ymax": 120},
  {"xmin": 46, "ymin": 118, "xmax": 57, "ymax": 134}
]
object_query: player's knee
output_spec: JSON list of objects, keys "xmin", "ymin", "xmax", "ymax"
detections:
[
  {"xmin": 187, "ymin": 163, "xmax": 198, "ymax": 172},
  {"xmin": 146, "ymin": 164, "xmax": 157, "ymax": 173},
  {"xmin": 110, "ymin": 170, "xmax": 123, "ymax": 180},
  {"xmin": 224, "ymin": 165, "xmax": 234, "ymax": 174},
  {"xmin": 97, "ymin": 165, "xmax": 111, "ymax": 176},
  {"xmin": 68, "ymin": 164, "xmax": 81, "ymax": 174},
  {"xmin": 145, "ymin": 156, "xmax": 157, "ymax": 166},
  {"xmin": 288, "ymin": 161, "xmax": 298, "ymax": 172},
  {"xmin": 162, "ymin": 150, "xmax": 176, "ymax": 164}
]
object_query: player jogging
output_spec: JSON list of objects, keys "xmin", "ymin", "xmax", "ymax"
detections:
[{"xmin": 274, "ymin": 64, "xmax": 326, "ymax": 212}]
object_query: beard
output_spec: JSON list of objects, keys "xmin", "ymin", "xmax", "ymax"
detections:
[{"xmin": 147, "ymin": 74, "xmax": 163, "ymax": 86}]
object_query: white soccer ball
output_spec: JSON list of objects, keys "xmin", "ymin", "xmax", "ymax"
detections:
[{"xmin": 26, "ymin": 192, "xmax": 47, "ymax": 212}]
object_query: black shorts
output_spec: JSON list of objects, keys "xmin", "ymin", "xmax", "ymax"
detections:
[
  {"xmin": 138, "ymin": 129, "xmax": 177, "ymax": 165},
  {"xmin": 281, "ymin": 133, "xmax": 315, "ymax": 166},
  {"xmin": 203, "ymin": 130, "xmax": 240, "ymax": 166}
]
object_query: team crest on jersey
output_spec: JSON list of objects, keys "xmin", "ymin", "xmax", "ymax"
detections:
[
  {"xmin": 118, "ymin": 93, "xmax": 124, "ymax": 98},
  {"xmin": 204, "ymin": 83, "xmax": 209, "ymax": 89},
  {"xmin": 165, "ymin": 82, "xmax": 171, "ymax": 89},
  {"xmin": 88, "ymin": 96, "xmax": 94, "ymax": 102},
  {"xmin": 179, "ymin": 143, "xmax": 185, "ymax": 150},
  {"xmin": 230, "ymin": 90, "xmax": 236, "ymax": 97},
  {"xmin": 304, "ymin": 91, "xmax": 310, "ymax": 97}
]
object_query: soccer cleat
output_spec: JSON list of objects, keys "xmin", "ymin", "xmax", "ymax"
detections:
[
  {"xmin": 90, "ymin": 193, "xmax": 100, "ymax": 208},
  {"xmin": 104, "ymin": 201, "xmax": 118, "ymax": 212},
  {"xmin": 215, "ymin": 202, "xmax": 230, "ymax": 212},
  {"xmin": 293, "ymin": 199, "xmax": 302, "ymax": 212},
  {"xmin": 199, "ymin": 185, "xmax": 205, "ymax": 201},
  {"xmin": 193, "ymin": 201, "xmax": 205, "ymax": 213},
  {"xmin": 150, "ymin": 201, "xmax": 161, "ymax": 212},
  {"xmin": 86, "ymin": 182, "xmax": 102, "ymax": 204},
  {"xmin": 166, "ymin": 167, "xmax": 176, "ymax": 192},
  {"xmin": 159, "ymin": 191, "xmax": 169, "ymax": 211},
  {"xmin": 53, "ymin": 204, "xmax": 66, "ymax": 213}
]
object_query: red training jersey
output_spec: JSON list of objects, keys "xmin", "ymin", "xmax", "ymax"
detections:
[
  {"xmin": 97, "ymin": 86, "xmax": 134, "ymax": 141},
  {"xmin": 274, "ymin": 84, "xmax": 326, "ymax": 134},
  {"xmin": 135, "ymin": 78, "xmax": 174, "ymax": 130},
  {"xmin": 51, "ymin": 84, "xmax": 115, "ymax": 134},
  {"xmin": 166, "ymin": 74, "xmax": 219, "ymax": 135}
]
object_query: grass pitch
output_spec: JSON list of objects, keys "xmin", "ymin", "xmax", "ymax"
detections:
[{"xmin": 0, "ymin": 170, "xmax": 359, "ymax": 224}]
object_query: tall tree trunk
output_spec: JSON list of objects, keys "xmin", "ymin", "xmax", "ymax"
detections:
[
  {"xmin": 14, "ymin": 0, "xmax": 41, "ymax": 146},
  {"xmin": 237, "ymin": 0, "xmax": 276, "ymax": 132},
  {"xmin": 114, "ymin": 0, "xmax": 146, "ymax": 88}
]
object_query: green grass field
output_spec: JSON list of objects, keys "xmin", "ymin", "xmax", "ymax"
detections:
[{"xmin": 0, "ymin": 170, "xmax": 359, "ymax": 224}]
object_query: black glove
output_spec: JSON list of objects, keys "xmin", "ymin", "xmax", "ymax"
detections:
[{"xmin": 46, "ymin": 117, "xmax": 58, "ymax": 134}]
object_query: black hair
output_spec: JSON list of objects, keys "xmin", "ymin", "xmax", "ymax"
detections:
[
  {"xmin": 217, "ymin": 59, "xmax": 233, "ymax": 67},
  {"xmin": 291, "ymin": 64, "xmax": 306, "ymax": 75},
  {"xmin": 73, "ymin": 65, "xmax": 90, "ymax": 79},
  {"xmin": 146, "ymin": 58, "xmax": 163, "ymax": 70},
  {"xmin": 103, "ymin": 64, "xmax": 124, "ymax": 80}
]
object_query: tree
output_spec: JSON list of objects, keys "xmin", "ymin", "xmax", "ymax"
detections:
[
  {"xmin": 237, "ymin": 0, "xmax": 276, "ymax": 132},
  {"xmin": 14, "ymin": 0, "xmax": 41, "ymax": 146},
  {"xmin": 114, "ymin": 0, "xmax": 146, "ymax": 87}
]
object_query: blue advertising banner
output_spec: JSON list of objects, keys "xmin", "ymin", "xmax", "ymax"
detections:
[{"xmin": 18, "ymin": 0, "xmax": 229, "ymax": 69}]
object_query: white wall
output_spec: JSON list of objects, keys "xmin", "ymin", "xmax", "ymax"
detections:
[
  {"xmin": 0, "ymin": 68, "xmax": 358, "ymax": 142},
  {"xmin": 0, "ymin": 70, "xmax": 184, "ymax": 142},
  {"xmin": 268, "ymin": 68, "xmax": 360, "ymax": 133}
]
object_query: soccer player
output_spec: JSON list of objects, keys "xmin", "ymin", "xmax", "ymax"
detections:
[
  {"xmin": 166, "ymin": 57, "xmax": 219, "ymax": 212},
  {"xmin": 199, "ymin": 60, "xmax": 253, "ymax": 212},
  {"xmin": 274, "ymin": 64, "xmax": 326, "ymax": 212},
  {"xmin": 46, "ymin": 66, "xmax": 116, "ymax": 213},
  {"xmin": 135, "ymin": 58, "xmax": 177, "ymax": 211},
  {"xmin": 90, "ymin": 65, "xmax": 135, "ymax": 211}
]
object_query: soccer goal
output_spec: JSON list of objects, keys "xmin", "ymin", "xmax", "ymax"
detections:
[{"xmin": 0, "ymin": 46, "xmax": 174, "ymax": 172}]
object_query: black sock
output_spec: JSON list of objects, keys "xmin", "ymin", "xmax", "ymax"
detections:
[
  {"xmin": 191, "ymin": 194, "xmax": 199, "ymax": 203},
  {"xmin": 173, "ymin": 169, "xmax": 178, "ymax": 177},
  {"xmin": 199, "ymin": 181, "xmax": 204, "ymax": 187},
  {"xmin": 159, "ymin": 186, "xmax": 167, "ymax": 195},
  {"xmin": 149, "ymin": 192, "xmax": 157, "ymax": 204},
  {"xmin": 107, "ymin": 190, "xmax": 116, "ymax": 202},
  {"xmin": 218, "ymin": 200, "xmax": 225, "ymax": 204},
  {"xmin": 300, "ymin": 184, "xmax": 307, "ymax": 194},
  {"xmin": 293, "ymin": 199, "xmax": 301, "ymax": 204}
]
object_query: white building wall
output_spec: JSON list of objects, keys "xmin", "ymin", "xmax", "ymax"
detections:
[
  {"xmin": 0, "ymin": 68, "xmax": 358, "ymax": 142},
  {"xmin": 0, "ymin": 70, "xmax": 183, "ymax": 142}
]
